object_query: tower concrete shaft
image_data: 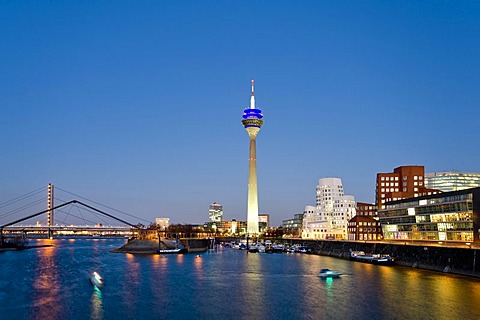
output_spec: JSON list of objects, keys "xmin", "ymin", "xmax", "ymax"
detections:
[
  {"xmin": 246, "ymin": 127, "xmax": 260, "ymax": 235},
  {"xmin": 241, "ymin": 80, "xmax": 264, "ymax": 236}
]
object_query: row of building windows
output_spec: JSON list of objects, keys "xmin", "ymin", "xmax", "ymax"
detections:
[
  {"xmin": 380, "ymin": 176, "xmax": 399, "ymax": 181},
  {"xmin": 348, "ymin": 228, "xmax": 382, "ymax": 233}
]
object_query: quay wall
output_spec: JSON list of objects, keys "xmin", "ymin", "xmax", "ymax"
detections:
[
  {"xmin": 111, "ymin": 238, "xmax": 209, "ymax": 254},
  {"xmin": 287, "ymin": 239, "xmax": 480, "ymax": 277}
]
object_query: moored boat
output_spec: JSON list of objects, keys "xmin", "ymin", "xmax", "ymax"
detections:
[
  {"xmin": 158, "ymin": 247, "xmax": 188, "ymax": 254},
  {"xmin": 349, "ymin": 250, "xmax": 394, "ymax": 265}
]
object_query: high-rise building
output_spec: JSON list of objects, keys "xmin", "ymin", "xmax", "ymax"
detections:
[
  {"xmin": 208, "ymin": 203, "xmax": 223, "ymax": 222},
  {"xmin": 425, "ymin": 172, "xmax": 480, "ymax": 192},
  {"xmin": 303, "ymin": 178, "xmax": 356, "ymax": 239},
  {"xmin": 241, "ymin": 80, "xmax": 264, "ymax": 235},
  {"xmin": 376, "ymin": 165, "xmax": 440, "ymax": 210}
]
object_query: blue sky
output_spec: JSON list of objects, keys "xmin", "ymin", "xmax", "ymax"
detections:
[{"xmin": 1, "ymin": 1, "xmax": 479, "ymax": 226}]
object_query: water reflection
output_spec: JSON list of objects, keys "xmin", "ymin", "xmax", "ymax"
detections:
[
  {"xmin": 193, "ymin": 255, "xmax": 203, "ymax": 278},
  {"xmin": 90, "ymin": 286, "xmax": 103, "ymax": 320},
  {"xmin": 122, "ymin": 253, "xmax": 140, "ymax": 317},
  {"xmin": 30, "ymin": 241, "xmax": 63, "ymax": 319},
  {"xmin": 6, "ymin": 240, "xmax": 480, "ymax": 319},
  {"xmin": 239, "ymin": 253, "xmax": 265, "ymax": 320}
]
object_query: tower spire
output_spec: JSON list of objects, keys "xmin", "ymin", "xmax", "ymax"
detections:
[{"xmin": 250, "ymin": 79, "xmax": 255, "ymax": 109}]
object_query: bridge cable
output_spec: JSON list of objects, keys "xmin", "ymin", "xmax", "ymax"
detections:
[
  {"xmin": 55, "ymin": 186, "xmax": 151, "ymax": 224},
  {"xmin": 0, "ymin": 198, "xmax": 46, "ymax": 220},
  {"xmin": 0, "ymin": 187, "xmax": 45, "ymax": 209},
  {"xmin": 55, "ymin": 197, "xmax": 122, "ymax": 226}
]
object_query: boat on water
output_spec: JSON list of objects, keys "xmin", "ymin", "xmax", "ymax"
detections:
[
  {"xmin": 248, "ymin": 243, "xmax": 259, "ymax": 253},
  {"xmin": 158, "ymin": 247, "xmax": 188, "ymax": 254},
  {"xmin": 158, "ymin": 238, "xmax": 188, "ymax": 254},
  {"xmin": 349, "ymin": 250, "xmax": 394, "ymax": 265},
  {"xmin": 318, "ymin": 268, "xmax": 342, "ymax": 278},
  {"xmin": 90, "ymin": 272, "xmax": 104, "ymax": 288}
]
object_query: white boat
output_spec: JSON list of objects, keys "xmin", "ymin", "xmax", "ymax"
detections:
[
  {"xmin": 318, "ymin": 268, "xmax": 342, "ymax": 278},
  {"xmin": 90, "ymin": 271, "xmax": 104, "ymax": 288},
  {"xmin": 350, "ymin": 250, "xmax": 394, "ymax": 265},
  {"xmin": 158, "ymin": 247, "xmax": 187, "ymax": 254}
]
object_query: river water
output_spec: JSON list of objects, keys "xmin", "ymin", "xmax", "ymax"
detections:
[{"xmin": 0, "ymin": 238, "xmax": 479, "ymax": 320}]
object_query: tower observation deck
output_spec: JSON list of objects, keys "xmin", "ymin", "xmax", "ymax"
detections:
[{"xmin": 241, "ymin": 80, "xmax": 264, "ymax": 235}]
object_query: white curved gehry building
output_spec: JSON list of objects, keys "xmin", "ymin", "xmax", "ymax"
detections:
[{"xmin": 302, "ymin": 177, "xmax": 356, "ymax": 240}]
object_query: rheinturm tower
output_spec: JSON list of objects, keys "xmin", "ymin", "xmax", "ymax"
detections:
[{"xmin": 241, "ymin": 80, "xmax": 264, "ymax": 235}]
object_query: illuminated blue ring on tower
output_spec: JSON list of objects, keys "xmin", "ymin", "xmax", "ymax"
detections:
[{"xmin": 242, "ymin": 108, "xmax": 264, "ymax": 119}]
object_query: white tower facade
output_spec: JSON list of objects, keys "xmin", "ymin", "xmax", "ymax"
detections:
[{"xmin": 241, "ymin": 80, "xmax": 264, "ymax": 235}]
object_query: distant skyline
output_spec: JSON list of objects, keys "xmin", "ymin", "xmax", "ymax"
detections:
[{"xmin": 1, "ymin": 1, "xmax": 479, "ymax": 226}]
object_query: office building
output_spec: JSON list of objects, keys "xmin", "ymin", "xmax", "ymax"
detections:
[
  {"xmin": 425, "ymin": 172, "xmax": 480, "ymax": 192},
  {"xmin": 378, "ymin": 187, "xmax": 480, "ymax": 244},
  {"xmin": 208, "ymin": 202, "xmax": 223, "ymax": 222}
]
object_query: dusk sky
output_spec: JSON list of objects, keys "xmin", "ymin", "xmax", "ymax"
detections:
[{"xmin": 1, "ymin": 1, "xmax": 479, "ymax": 226}]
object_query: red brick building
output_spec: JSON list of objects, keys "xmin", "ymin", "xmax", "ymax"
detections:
[
  {"xmin": 376, "ymin": 165, "xmax": 441, "ymax": 210},
  {"xmin": 347, "ymin": 215, "xmax": 383, "ymax": 241},
  {"xmin": 356, "ymin": 201, "xmax": 377, "ymax": 216}
]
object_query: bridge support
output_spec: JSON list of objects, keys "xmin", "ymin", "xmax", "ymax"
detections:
[{"xmin": 47, "ymin": 183, "xmax": 54, "ymax": 228}]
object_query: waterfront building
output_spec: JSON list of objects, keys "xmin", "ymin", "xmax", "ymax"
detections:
[
  {"xmin": 302, "ymin": 178, "xmax": 356, "ymax": 240},
  {"xmin": 347, "ymin": 202, "xmax": 382, "ymax": 240},
  {"xmin": 258, "ymin": 213, "xmax": 269, "ymax": 227},
  {"xmin": 208, "ymin": 202, "xmax": 223, "ymax": 222},
  {"xmin": 301, "ymin": 205, "xmax": 328, "ymax": 239},
  {"xmin": 376, "ymin": 165, "xmax": 441, "ymax": 210},
  {"xmin": 282, "ymin": 213, "xmax": 304, "ymax": 237},
  {"xmin": 155, "ymin": 218, "xmax": 170, "ymax": 231},
  {"xmin": 258, "ymin": 213, "xmax": 269, "ymax": 233},
  {"xmin": 347, "ymin": 215, "xmax": 382, "ymax": 241},
  {"xmin": 425, "ymin": 171, "xmax": 480, "ymax": 192},
  {"xmin": 355, "ymin": 202, "xmax": 377, "ymax": 216},
  {"xmin": 241, "ymin": 80, "xmax": 264, "ymax": 235},
  {"xmin": 377, "ymin": 187, "xmax": 480, "ymax": 245},
  {"xmin": 204, "ymin": 219, "xmax": 247, "ymax": 235}
]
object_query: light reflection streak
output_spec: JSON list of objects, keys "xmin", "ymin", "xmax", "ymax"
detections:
[
  {"xmin": 194, "ymin": 255, "xmax": 203, "ymax": 277},
  {"xmin": 91, "ymin": 286, "xmax": 104, "ymax": 319},
  {"xmin": 239, "ymin": 254, "xmax": 265, "ymax": 320},
  {"xmin": 122, "ymin": 253, "xmax": 141, "ymax": 317},
  {"xmin": 176, "ymin": 254, "xmax": 184, "ymax": 265},
  {"xmin": 31, "ymin": 242, "xmax": 62, "ymax": 319}
]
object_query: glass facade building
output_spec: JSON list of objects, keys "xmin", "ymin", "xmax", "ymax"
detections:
[
  {"xmin": 208, "ymin": 203, "xmax": 223, "ymax": 222},
  {"xmin": 378, "ymin": 187, "xmax": 480, "ymax": 244},
  {"xmin": 425, "ymin": 172, "xmax": 480, "ymax": 192}
]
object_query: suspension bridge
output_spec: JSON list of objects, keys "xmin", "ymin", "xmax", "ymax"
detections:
[{"xmin": 0, "ymin": 184, "xmax": 152, "ymax": 241}]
